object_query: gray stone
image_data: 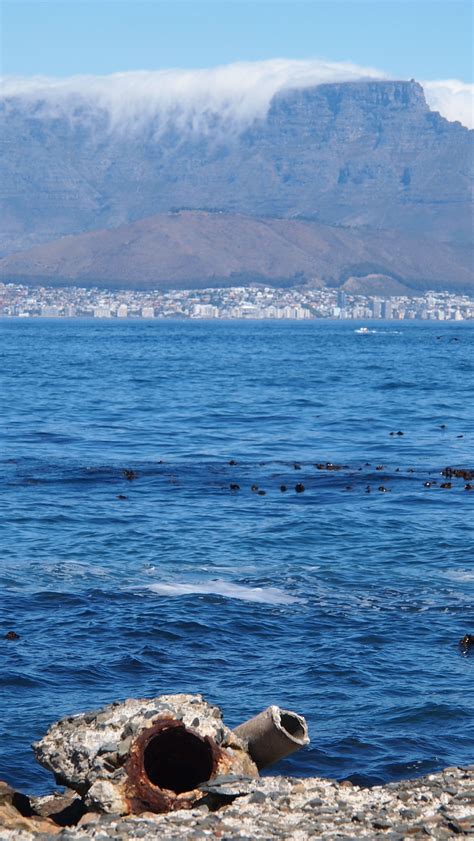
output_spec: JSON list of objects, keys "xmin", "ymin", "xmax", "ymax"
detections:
[
  {"xmin": 248, "ymin": 791, "xmax": 266, "ymax": 804},
  {"xmin": 33, "ymin": 694, "xmax": 257, "ymax": 816}
]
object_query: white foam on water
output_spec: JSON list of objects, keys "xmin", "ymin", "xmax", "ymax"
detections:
[
  {"xmin": 42, "ymin": 561, "xmax": 109, "ymax": 578},
  {"xmin": 148, "ymin": 579, "xmax": 302, "ymax": 604},
  {"xmin": 197, "ymin": 564, "xmax": 258, "ymax": 573},
  {"xmin": 442, "ymin": 570, "xmax": 474, "ymax": 583}
]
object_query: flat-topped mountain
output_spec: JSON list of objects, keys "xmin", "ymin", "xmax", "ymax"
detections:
[{"xmin": 0, "ymin": 80, "xmax": 472, "ymax": 261}]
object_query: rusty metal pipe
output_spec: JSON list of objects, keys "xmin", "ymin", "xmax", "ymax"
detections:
[
  {"xmin": 125, "ymin": 718, "xmax": 222, "ymax": 813},
  {"xmin": 143, "ymin": 726, "xmax": 215, "ymax": 793},
  {"xmin": 233, "ymin": 706, "xmax": 309, "ymax": 770}
]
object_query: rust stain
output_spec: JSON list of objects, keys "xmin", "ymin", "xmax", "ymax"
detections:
[{"xmin": 124, "ymin": 717, "xmax": 223, "ymax": 815}]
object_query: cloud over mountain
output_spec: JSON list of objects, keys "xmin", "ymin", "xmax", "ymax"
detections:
[
  {"xmin": 1, "ymin": 66, "xmax": 471, "ymax": 289},
  {"xmin": 2, "ymin": 59, "xmax": 472, "ymax": 132},
  {"xmin": 421, "ymin": 79, "xmax": 473, "ymax": 129}
]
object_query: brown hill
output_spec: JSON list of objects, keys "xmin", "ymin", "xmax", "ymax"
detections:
[{"xmin": 0, "ymin": 211, "xmax": 472, "ymax": 293}]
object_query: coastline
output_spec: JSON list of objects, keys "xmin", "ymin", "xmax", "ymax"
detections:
[{"xmin": 1, "ymin": 766, "xmax": 473, "ymax": 839}]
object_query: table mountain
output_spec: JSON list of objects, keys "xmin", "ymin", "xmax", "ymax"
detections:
[{"xmin": 0, "ymin": 79, "xmax": 472, "ymax": 290}]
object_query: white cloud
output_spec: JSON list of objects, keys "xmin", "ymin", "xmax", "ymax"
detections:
[
  {"xmin": 0, "ymin": 59, "xmax": 386, "ymax": 137},
  {"xmin": 423, "ymin": 79, "xmax": 473, "ymax": 129},
  {"xmin": 1, "ymin": 60, "xmax": 472, "ymax": 133}
]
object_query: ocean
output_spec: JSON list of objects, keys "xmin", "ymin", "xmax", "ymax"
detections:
[{"xmin": 1, "ymin": 318, "xmax": 473, "ymax": 795}]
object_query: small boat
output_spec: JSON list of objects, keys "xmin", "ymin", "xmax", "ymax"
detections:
[{"xmin": 355, "ymin": 326, "xmax": 372, "ymax": 334}]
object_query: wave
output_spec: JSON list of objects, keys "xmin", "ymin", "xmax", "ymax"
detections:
[
  {"xmin": 442, "ymin": 569, "xmax": 474, "ymax": 582},
  {"xmin": 148, "ymin": 579, "xmax": 302, "ymax": 605}
]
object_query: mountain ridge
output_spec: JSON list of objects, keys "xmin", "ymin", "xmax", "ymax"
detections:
[
  {"xmin": 1, "ymin": 210, "xmax": 472, "ymax": 293},
  {"xmin": 0, "ymin": 78, "xmax": 472, "ymax": 292},
  {"xmin": 1, "ymin": 79, "xmax": 472, "ymax": 253}
]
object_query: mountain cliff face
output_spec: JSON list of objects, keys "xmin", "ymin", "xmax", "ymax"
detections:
[
  {"xmin": 250, "ymin": 82, "xmax": 471, "ymax": 237},
  {"xmin": 1, "ymin": 80, "xmax": 472, "ymax": 264}
]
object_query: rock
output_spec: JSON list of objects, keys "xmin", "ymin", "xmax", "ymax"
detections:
[
  {"xmin": 0, "ymin": 781, "xmax": 60, "ymax": 835},
  {"xmin": 3, "ymin": 766, "xmax": 474, "ymax": 839},
  {"xmin": 29, "ymin": 789, "xmax": 86, "ymax": 826},
  {"xmin": 33, "ymin": 694, "xmax": 257, "ymax": 816}
]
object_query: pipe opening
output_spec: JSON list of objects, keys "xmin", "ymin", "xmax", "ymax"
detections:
[
  {"xmin": 143, "ymin": 727, "xmax": 214, "ymax": 794},
  {"xmin": 279, "ymin": 712, "xmax": 307, "ymax": 741}
]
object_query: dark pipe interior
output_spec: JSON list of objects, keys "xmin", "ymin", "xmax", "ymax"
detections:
[
  {"xmin": 280, "ymin": 712, "xmax": 305, "ymax": 738},
  {"xmin": 143, "ymin": 728, "xmax": 214, "ymax": 794}
]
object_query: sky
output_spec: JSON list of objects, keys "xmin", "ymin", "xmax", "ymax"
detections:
[{"xmin": 2, "ymin": 0, "xmax": 473, "ymax": 82}]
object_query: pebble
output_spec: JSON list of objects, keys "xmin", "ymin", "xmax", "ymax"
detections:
[{"xmin": 4, "ymin": 767, "xmax": 474, "ymax": 839}]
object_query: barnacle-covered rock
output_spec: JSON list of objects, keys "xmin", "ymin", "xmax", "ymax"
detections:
[{"xmin": 33, "ymin": 694, "xmax": 258, "ymax": 815}]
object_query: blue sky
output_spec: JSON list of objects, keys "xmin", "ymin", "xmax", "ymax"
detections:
[{"xmin": 2, "ymin": 0, "xmax": 473, "ymax": 82}]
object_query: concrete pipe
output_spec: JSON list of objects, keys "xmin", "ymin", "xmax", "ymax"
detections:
[{"xmin": 233, "ymin": 706, "xmax": 310, "ymax": 770}]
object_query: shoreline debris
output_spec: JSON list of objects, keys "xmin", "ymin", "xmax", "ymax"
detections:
[{"xmin": 30, "ymin": 694, "xmax": 308, "ymax": 818}]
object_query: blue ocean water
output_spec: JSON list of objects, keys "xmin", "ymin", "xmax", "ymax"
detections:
[{"xmin": 1, "ymin": 318, "xmax": 473, "ymax": 795}]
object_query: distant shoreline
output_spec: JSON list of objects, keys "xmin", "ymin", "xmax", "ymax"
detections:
[{"xmin": 1, "ymin": 282, "xmax": 473, "ymax": 322}]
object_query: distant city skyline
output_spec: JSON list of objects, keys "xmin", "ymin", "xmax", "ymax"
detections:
[
  {"xmin": 2, "ymin": 0, "xmax": 473, "ymax": 83},
  {"xmin": 2, "ymin": 282, "xmax": 473, "ymax": 322}
]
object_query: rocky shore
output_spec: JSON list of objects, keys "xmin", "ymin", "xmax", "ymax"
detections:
[
  {"xmin": 1, "ymin": 767, "xmax": 473, "ymax": 840},
  {"xmin": 1, "ymin": 694, "xmax": 472, "ymax": 840}
]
